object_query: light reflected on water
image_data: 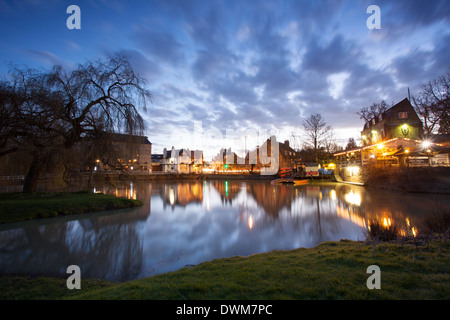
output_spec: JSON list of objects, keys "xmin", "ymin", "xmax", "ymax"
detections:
[{"xmin": 0, "ymin": 180, "xmax": 448, "ymax": 282}]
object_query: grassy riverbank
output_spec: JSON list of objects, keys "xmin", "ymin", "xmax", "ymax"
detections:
[
  {"xmin": 0, "ymin": 239, "xmax": 448, "ymax": 300},
  {"xmin": 0, "ymin": 191, "xmax": 142, "ymax": 224}
]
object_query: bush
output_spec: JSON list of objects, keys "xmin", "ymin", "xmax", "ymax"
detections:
[{"xmin": 365, "ymin": 220, "xmax": 398, "ymax": 242}]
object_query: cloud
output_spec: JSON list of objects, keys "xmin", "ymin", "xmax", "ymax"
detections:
[{"xmin": 133, "ymin": 25, "xmax": 185, "ymax": 66}]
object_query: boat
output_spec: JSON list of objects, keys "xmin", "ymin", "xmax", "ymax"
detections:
[
  {"xmin": 271, "ymin": 178, "xmax": 309, "ymax": 185},
  {"xmin": 271, "ymin": 177, "xmax": 291, "ymax": 185}
]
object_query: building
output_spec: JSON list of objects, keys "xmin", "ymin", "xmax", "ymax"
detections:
[
  {"xmin": 162, "ymin": 147, "xmax": 203, "ymax": 173},
  {"xmin": 334, "ymin": 98, "xmax": 449, "ymax": 183},
  {"xmin": 361, "ymin": 98, "xmax": 424, "ymax": 146},
  {"xmin": 258, "ymin": 136, "xmax": 302, "ymax": 171},
  {"xmin": 107, "ymin": 133, "xmax": 152, "ymax": 172},
  {"xmin": 151, "ymin": 154, "xmax": 164, "ymax": 172}
]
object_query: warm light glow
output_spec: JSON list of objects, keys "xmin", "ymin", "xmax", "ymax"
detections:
[
  {"xmin": 344, "ymin": 190, "xmax": 361, "ymax": 206},
  {"xmin": 405, "ymin": 149, "xmax": 409, "ymax": 153},
  {"xmin": 377, "ymin": 143, "xmax": 384, "ymax": 149},
  {"xmin": 248, "ymin": 215, "xmax": 253, "ymax": 230},
  {"xmin": 422, "ymin": 141, "xmax": 431, "ymax": 148},
  {"xmin": 330, "ymin": 189, "xmax": 336, "ymax": 201},
  {"xmin": 169, "ymin": 188, "xmax": 175, "ymax": 205},
  {"xmin": 96, "ymin": 159, "xmax": 100, "ymax": 163},
  {"xmin": 412, "ymin": 227, "xmax": 417, "ymax": 237},
  {"xmin": 383, "ymin": 218, "xmax": 391, "ymax": 227},
  {"xmin": 346, "ymin": 166, "xmax": 360, "ymax": 175}
]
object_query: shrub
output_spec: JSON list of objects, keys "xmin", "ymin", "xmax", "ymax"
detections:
[{"xmin": 365, "ymin": 219, "xmax": 398, "ymax": 242}]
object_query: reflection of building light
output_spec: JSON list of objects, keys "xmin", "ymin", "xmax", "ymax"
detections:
[
  {"xmin": 169, "ymin": 188, "xmax": 175, "ymax": 205},
  {"xmin": 330, "ymin": 190, "xmax": 336, "ymax": 201},
  {"xmin": 383, "ymin": 218, "xmax": 391, "ymax": 227},
  {"xmin": 225, "ymin": 181, "xmax": 228, "ymax": 196},
  {"xmin": 344, "ymin": 190, "xmax": 361, "ymax": 206},
  {"xmin": 248, "ymin": 215, "xmax": 253, "ymax": 230},
  {"xmin": 336, "ymin": 205, "xmax": 366, "ymax": 228},
  {"xmin": 412, "ymin": 227, "xmax": 417, "ymax": 237}
]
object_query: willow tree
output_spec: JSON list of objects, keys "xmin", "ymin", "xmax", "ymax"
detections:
[{"xmin": 2, "ymin": 54, "xmax": 151, "ymax": 192}]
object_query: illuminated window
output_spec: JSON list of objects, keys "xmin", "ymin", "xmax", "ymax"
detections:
[{"xmin": 398, "ymin": 112, "xmax": 408, "ymax": 119}]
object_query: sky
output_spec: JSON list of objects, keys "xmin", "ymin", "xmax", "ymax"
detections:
[{"xmin": 0, "ymin": 0, "xmax": 449, "ymax": 160}]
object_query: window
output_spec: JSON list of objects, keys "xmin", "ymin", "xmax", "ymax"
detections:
[
  {"xmin": 378, "ymin": 114, "xmax": 383, "ymax": 121},
  {"xmin": 398, "ymin": 112, "xmax": 408, "ymax": 119}
]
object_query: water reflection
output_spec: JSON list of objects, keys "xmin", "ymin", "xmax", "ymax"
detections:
[{"xmin": 0, "ymin": 180, "xmax": 448, "ymax": 282}]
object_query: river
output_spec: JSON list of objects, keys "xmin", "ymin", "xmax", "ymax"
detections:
[{"xmin": 0, "ymin": 180, "xmax": 448, "ymax": 282}]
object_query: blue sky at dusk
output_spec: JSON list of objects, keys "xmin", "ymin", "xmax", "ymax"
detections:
[{"xmin": 0, "ymin": 0, "xmax": 449, "ymax": 159}]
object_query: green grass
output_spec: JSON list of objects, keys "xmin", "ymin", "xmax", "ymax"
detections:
[
  {"xmin": 1, "ymin": 239, "xmax": 448, "ymax": 300},
  {"xmin": 0, "ymin": 191, "xmax": 142, "ymax": 224}
]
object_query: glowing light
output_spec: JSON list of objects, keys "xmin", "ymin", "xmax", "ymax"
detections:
[
  {"xmin": 169, "ymin": 188, "xmax": 175, "ymax": 205},
  {"xmin": 412, "ymin": 227, "xmax": 417, "ymax": 237},
  {"xmin": 405, "ymin": 149, "xmax": 409, "ymax": 153},
  {"xmin": 344, "ymin": 190, "xmax": 361, "ymax": 206},
  {"xmin": 377, "ymin": 143, "xmax": 384, "ymax": 149},
  {"xmin": 248, "ymin": 215, "xmax": 254, "ymax": 230},
  {"xmin": 225, "ymin": 181, "xmax": 228, "ymax": 196},
  {"xmin": 422, "ymin": 141, "xmax": 431, "ymax": 148},
  {"xmin": 346, "ymin": 166, "xmax": 360, "ymax": 176},
  {"xmin": 383, "ymin": 218, "xmax": 391, "ymax": 227},
  {"xmin": 330, "ymin": 189, "xmax": 336, "ymax": 201}
]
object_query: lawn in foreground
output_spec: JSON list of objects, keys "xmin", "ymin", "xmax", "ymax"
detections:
[
  {"xmin": 1, "ymin": 239, "xmax": 448, "ymax": 300},
  {"xmin": 0, "ymin": 191, "xmax": 142, "ymax": 224}
]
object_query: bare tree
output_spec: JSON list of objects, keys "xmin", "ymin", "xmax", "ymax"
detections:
[
  {"xmin": 411, "ymin": 72, "xmax": 450, "ymax": 136},
  {"xmin": 301, "ymin": 113, "xmax": 332, "ymax": 161},
  {"xmin": 345, "ymin": 137, "xmax": 358, "ymax": 150},
  {"xmin": 356, "ymin": 100, "xmax": 390, "ymax": 122},
  {"xmin": 1, "ymin": 54, "xmax": 151, "ymax": 192}
]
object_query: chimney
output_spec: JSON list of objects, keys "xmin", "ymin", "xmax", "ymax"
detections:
[{"xmin": 284, "ymin": 140, "xmax": 289, "ymax": 147}]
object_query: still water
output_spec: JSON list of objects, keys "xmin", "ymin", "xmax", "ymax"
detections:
[{"xmin": 0, "ymin": 180, "xmax": 448, "ymax": 282}]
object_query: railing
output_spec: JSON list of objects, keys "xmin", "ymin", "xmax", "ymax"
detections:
[{"xmin": 0, "ymin": 175, "xmax": 25, "ymax": 181}]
